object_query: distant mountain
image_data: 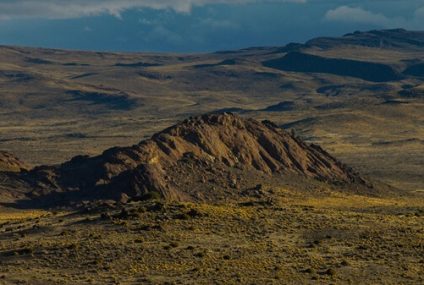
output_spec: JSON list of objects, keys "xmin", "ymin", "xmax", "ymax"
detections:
[{"xmin": 306, "ymin": 29, "xmax": 424, "ymax": 50}]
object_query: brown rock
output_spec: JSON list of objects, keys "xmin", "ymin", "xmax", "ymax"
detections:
[
  {"xmin": 16, "ymin": 113, "xmax": 369, "ymax": 204},
  {"xmin": 119, "ymin": 193, "xmax": 130, "ymax": 204}
]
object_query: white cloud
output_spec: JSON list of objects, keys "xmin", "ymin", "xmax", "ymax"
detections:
[
  {"xmin": 324, "ymin": 5, "xmax": 424, "ymax": 29},
  {"xmin": 324, "ymin": 6, "xmax": 394, "ymax": 27},
  {"xmin": 414, "ymin": 6, "xmax": 424, "ymax": 20},
  {"xmin": 0, "ymin": 0, "xmax": 306, "ymax": 20}
]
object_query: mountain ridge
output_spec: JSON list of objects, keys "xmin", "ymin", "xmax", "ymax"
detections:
[{"xmin": 0, "ymin": 28, "xmax": 422, "ymax": 194}]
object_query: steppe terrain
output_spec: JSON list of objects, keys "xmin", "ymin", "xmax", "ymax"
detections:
[
  {"xmin": 0, "ymin": 29, "xmax": 423, "ymax": 284},
  {"xmin": 0, "ymin": 188, "xmax": 422, "ymax": 285},
  {"xmin": 0, "ymin": 28, "xmax": 423, "ymax": 192}
]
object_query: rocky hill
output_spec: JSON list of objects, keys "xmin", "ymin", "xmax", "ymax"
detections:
[{"xmin": 14, "ymin": 113, "xmax": 369, "ymax": 205}]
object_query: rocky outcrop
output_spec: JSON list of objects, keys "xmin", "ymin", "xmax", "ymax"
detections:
[{"xmin": 19, "ymin": 113, "xmax": 367, "ymax": 204}]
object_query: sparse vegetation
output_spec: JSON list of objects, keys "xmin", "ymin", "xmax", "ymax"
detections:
[
  {"xmin": 0, "ymin": 30, "xmax": 422, "ymax": 193},
  {"xmin": 0, "ymin": 29, "xmax": 422, "ymax": 284},
  {"xmin": 0, "ymin": 188, "xmax": 422, "ymax": 284}
]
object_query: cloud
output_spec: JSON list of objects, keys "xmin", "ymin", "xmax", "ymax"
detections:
[
  {"xmin": 0, "ymin": 0, "xmax": 306, "ymax": 20},
  {"xmin": 84, "ymin": 26, "xmax": 94, "ymax": 32},
  {"xmin": 324, "ymin": 6, "xmax": 395, "ymax": 27},
  {"xmin": 414, "ymin": 6, "xmax": 424, "ymax": 20},
  {"xmin": 324, "ymin": 5, "xmax": 424, "ymax": 30}
]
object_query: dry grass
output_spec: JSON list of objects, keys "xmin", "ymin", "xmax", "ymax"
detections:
[
  {"xmin": 0, "ymin": 39, "xmax": 423, "ymax": 284},
  {"xmin": 0, "ymin": 189, "xmax": 422, "ymax": 284},
  {"xmin": 0, "ymin": 44, "xmax": 422, "ymax": 192},
  {"xmin": 0, "ymin": 209, "xmax": 47, "ymax": 221}
]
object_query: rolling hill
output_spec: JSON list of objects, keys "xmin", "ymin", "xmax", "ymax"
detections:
[
  {"xmin": 0, "ymin": 29, "xmax": 423, "ymax": 285},
  {"xmin": 0, "ymin": 28, "xmax": 422, "ymax": 193}
]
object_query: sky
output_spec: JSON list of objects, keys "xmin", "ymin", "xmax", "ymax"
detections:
[{"xmin": 0, "ymin": 0, "xmax": 423, "ymax": 52}]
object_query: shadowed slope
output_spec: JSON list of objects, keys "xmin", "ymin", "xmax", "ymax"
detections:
[
  {"xmin": 403, "ymin": 63, "xmax": 424, "ymax": 77},
  {"xmin": 263, "ymin": 52, "xmax": 402, "ymax": 82}
]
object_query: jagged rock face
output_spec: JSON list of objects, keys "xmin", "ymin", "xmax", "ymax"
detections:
[
  {"xmin": 0, "ymin": 151, "xmax": 28, "ymax": 172},
  {"xmin": 152, "ymin": 114, "xmax": 353, "ymax": 179},
  {"xmin": 22, "ymin": 113, "xmax": 365, "ymax": 203}
]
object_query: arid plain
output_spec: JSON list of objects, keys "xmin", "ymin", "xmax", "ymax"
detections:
[{"xmin": 0, "ymin": 29, "xmax": 423, "ymax": 284}]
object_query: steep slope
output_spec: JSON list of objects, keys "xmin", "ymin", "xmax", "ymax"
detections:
[
  {"xmin": 18, "ymin": 113, "xmax": 368, "ymax": 205},
  {"xmin": 0, "ymin": 151, "xmax": 28, "ymax": 172}
]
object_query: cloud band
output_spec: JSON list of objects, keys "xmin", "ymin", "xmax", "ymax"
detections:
[{"xmin": 0, "ymin": 0, "xmax": 306, "ymax": 20}]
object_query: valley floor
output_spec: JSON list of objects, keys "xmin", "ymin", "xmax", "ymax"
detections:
[{"xmin": 0, "ymin": 187, "xmax": 423, "ymax": 285}]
